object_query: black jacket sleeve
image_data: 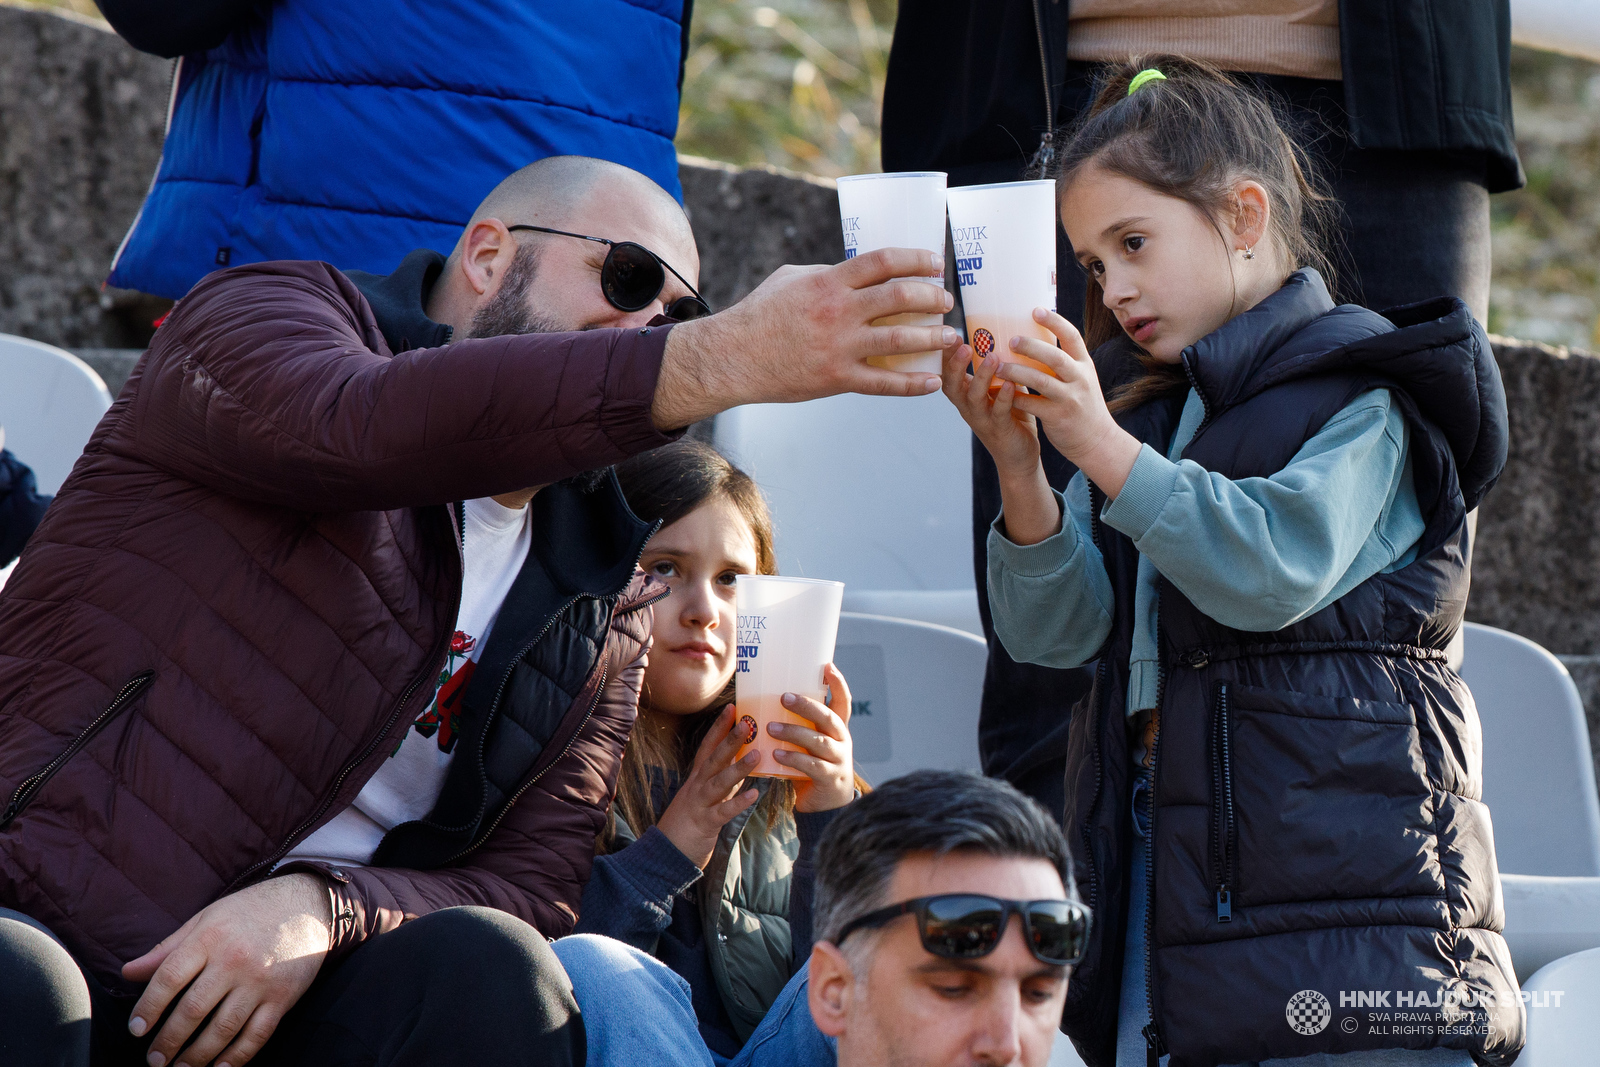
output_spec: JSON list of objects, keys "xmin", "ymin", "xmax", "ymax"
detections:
[
  {"xmin": 0, "ymin": 450, "xmax": 50, "ymax": 568},
  {"xmin": 94, "ymin": 0, "xmax": 262, "ymax": 58}
]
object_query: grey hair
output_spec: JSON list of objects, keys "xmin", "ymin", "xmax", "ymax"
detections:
[{"xmin": 813, "ymin": 770, "xmax": 1075, "ymax": 955}]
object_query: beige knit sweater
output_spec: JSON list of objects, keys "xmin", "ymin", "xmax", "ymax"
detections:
[{"xmin": 1066, "ymin": 0, "xmax": 1341, "ymax": 81}]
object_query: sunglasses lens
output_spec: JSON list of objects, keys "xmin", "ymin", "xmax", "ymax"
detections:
[
  {"xmin": 665, "ymin": 295, "xmax": 712, "ymax": 321},
  {"xmin": 602, "ymin": 243, "xmax": 666, "ymax": 312},
  {"xmin": 921, "ymin": 896, "xmax": 1004, "ymax": 959},
  {"xmin": 1025, "ymin": 901, "xmax": 1090, "ymax": 964}
]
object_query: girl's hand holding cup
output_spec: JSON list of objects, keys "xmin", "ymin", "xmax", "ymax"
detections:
[
  {"xmin": 995, "ymin": 307, "xmax": 1142, "ymax": 497},
  {"xmin": 656, "ymin": 705, "xmax": 760, "ymax": 869},
  {"xmin": 769, "ymin": 663, "xmax": 855, "ymax": 813}
]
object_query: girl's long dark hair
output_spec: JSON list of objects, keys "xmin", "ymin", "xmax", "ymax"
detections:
[
  {"xmin": 607, "ymin": 439, "xmax": 782, "ymax": 845},
  {"xmin": 1052, "ymin": 56, "xmax": 1339, "ymax": 413}
]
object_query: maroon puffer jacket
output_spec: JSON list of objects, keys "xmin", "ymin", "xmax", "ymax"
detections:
[{"xmin": 0, "ymin": 260, "xmax": 677, "ymax": 992}]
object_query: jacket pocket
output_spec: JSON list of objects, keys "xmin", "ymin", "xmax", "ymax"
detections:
[
  {"xmin": 1, "ymin": 670, "xmax": 154, "ymax": 829},
  {"xmin": 1211, "ymin": 683, "xmax": 1237, "ymax": 922},
  {"xmin": 1224, "ymin": 682, "xmax": 1437, "ymax": 908}
]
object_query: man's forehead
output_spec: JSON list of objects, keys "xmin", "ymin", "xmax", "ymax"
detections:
[
  {"xmin": 556, "ymin": 177, "xmax": 699, "ymax": 277},
  {"xmin": 883, "ymin": 850, "xmax": 1066, "ymax": 901}
]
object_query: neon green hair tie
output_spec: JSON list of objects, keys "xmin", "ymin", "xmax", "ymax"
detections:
[{"xmin": 1127, "ymin": 68, "xmax": 1167, "ymax": 96}]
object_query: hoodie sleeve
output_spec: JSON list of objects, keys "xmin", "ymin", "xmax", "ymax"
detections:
[
  {"xmin": 1101, "ymin": 389, "xmax": 1424, "ymax": 632},
  {"xmin": 986, "ymin": 474, "xmax": 1115, "ymax": 669}
]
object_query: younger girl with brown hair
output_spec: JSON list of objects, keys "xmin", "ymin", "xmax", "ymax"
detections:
[{"xmin": 567, "ymin": 438, "xmax": 859, "ymax": 1065}]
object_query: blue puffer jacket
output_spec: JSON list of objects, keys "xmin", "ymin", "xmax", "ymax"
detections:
[{"xmin": 106, "ymin": 0, "xmax": 689, "ymax": 299}]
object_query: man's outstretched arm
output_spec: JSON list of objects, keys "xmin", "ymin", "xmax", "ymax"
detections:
[{"xmin": 651, "ymin": 247, "xmax": 958, "ymax": 429}]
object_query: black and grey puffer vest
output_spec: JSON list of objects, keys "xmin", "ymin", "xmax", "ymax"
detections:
[{"xmin": 1057, "ymin": 272, "xmax": 1520, "ymax": 1067}]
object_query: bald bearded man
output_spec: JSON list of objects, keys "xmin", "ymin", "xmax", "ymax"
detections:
[{"xmin": 0, "ymin": 156, "xmax": 958, "ymax": 1067}]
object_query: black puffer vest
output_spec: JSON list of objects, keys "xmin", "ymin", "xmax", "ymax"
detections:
[{"xmin": 1058, "ymin": 273, "xmax": 1520, "ymax": 1067}]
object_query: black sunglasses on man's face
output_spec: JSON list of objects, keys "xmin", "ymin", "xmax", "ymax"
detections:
[
  {"xmin": 507, "ymin": 225, "xmax": 711, "ymax": 322},
  {"xmin": 836, "ymin": 894, "xmax": 1091, "ymax": 967}
]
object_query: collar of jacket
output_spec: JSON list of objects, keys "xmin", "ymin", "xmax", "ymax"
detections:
[
  {"xmin": 1179, "ymin": 267, "xmax": 1506, "ymax": 511},
  {"xmin": 344, "ymin": 248, "xmax": 455, "ymax": 352},
  {"xmin": 464, "ymin": 468, "xmax": 662, "ymax": 704}
]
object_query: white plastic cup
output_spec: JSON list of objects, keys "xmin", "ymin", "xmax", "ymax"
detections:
[
  {"xmin": 945, "ymin": 180, "xmax": 1059, "ymax": 380},
  {"xmin": 733, "ymin": 575, "xmax": 845, "ymax": 779},
  {"xmin": 836, "ymin": 171, "xmax": 949, "ymax": 374}
]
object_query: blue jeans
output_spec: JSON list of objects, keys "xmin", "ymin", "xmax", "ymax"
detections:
[
  {"xmin": 553, "ymin": 934, "xmax": 836, "ymax": 1067},
  {"xmin": 1116, "ymin": 781, "xmax": 1474, "ymax": 1067}
]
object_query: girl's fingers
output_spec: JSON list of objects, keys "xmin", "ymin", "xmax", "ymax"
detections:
[
  {"xmin": 772, "ymin": 748, "xmax": 838, "ymax": 782},
  {"xmin": 715, "ymin": 788, "xmax": 760, "ymax": 822},
  {"xmin": 780, "ymin": 692, "xmax": 844, "ymax": 738},
  {"xmin": 704, "ymin": 749, "xmax": 759, "ymax": 799},
  {"xmin": 966, "ymin": 352, "xmax": 1002, "ymax": 407},
  {"xmin": 770, "ymin": 722, "xmax": 840, "ymax": 763},
  {"xmin": 823, "ymin": 663, "xmax": 853, "ymax": 727},
  {"xmin": 688, "ymin": 705, "xmax": 735, "ymax": 773},
  {"xmin": 1034, "ymin": 306, "xmax": 1092, "ymax": 362},
  {"xmin": 1007, "ymin": 335, "xmax": 1072, "ymax": 377},
  {"xmin": 995, "ymin": 359, "xmax": 1079, "ymax": 396}
]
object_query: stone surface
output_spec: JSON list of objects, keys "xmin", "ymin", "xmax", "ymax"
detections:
[
  {"xmin": 1558, "ymin": 656, "xmax": 1600, "ymax": 786},
  {"xmin": 71, "ymin": 347, "xmax": 141, "ymax": 398},
  {"xmin": 0, "ymin": 4, "xmax": 170, "ymax": 348},
  {"xmin": 1469, "ymin": 338, "xmax": 1600, "ymax": 656},
  {"xmin": 678, "ymin": 155, "xmax": 845, "ymax": 311}
]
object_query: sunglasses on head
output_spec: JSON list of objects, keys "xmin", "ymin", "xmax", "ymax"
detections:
[
  {"xmin": 507, "ymin": 225, "xmax": 712, "ymax": 321},
  {"xmin": 836, "ymin": 894, "xmax": 1091, "ymax": 967}
]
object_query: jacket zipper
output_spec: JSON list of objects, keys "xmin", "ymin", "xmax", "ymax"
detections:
[
  {"xmin": 1029, "ymin": 0, "xmax": 1056, "ymax": 174},
  {"xmin": 2, "ymin": 671, "xmax": 156, "ymax": 829},
  {"xmin": 443, "ymin": 663, "xmax": 609, "ymax": 865},
  {"xmin": 1212, "ymin": 683, "xmax": 1236, "ymax": 922},
  {"xmin": 226, "ymin": 655, "xmax": 440, "ymax": 892},
  {"xmin": 1141, "ymin": 614, "xmax": 1168, "ymax": 1067},
  {"xmin": 1077, "ymin": 484, "xmax": 1112, "ymax": 926}
]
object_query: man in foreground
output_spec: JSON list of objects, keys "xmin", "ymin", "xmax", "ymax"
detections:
[
  {"xmin": 0, "ymin": 155, "xmax": 956, "ymax": 1066},
  {"xmin": 558, "ymin": 769, "xmax": 1088, "ymax": 1067}
]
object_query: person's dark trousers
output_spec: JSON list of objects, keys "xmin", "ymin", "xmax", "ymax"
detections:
[
  {"xmin": 968, "ymin": 61, "xmax": 1492, "ymax": 824},
  {"xmin": 0, "ymin": 907, "xmax": 92, "ymax": 1067},
  {"xmin": 0, "ymin": 905, "xmax": 585, "ymax": 1067}
]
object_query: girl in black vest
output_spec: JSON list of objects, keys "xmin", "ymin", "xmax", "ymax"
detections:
[{"xmin": 943, "ymin": 57, "xmax": 1518, "ymax": 1067}]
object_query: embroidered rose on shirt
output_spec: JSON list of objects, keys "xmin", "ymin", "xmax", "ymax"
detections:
[{"xmin": 410, "ymin": 630, "xmax": 476, "ymax": 754}]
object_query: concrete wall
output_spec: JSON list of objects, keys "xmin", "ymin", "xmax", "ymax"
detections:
[
  {"xmin": 0, "ymin": 4, "xmax": 170, "ymax": 348},
  {"xmin": 5, "ymin": 3, "xmax": 1600, "ymax": 778}
]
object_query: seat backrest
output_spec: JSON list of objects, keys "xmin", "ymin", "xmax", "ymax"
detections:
[
  {"xmin": 0, "ymin": 334, "xmax": 113, "ymax": 494},
  {"xmin": 1520, "ymin": 945, "xmax": 1600, "ymax": 1067},
  {"xmin": 834, "ymin": 612, "xmax": 985, "ymax": 786},
  {"xmin": 713, "ymin": 394, "xmax": 972, "ymax": 590},
  {"xmin": 1461, "ymin": 622, "xmax": 1600, "ymax": 876}
]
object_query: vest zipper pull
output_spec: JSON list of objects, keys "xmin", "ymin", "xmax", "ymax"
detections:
[
  {"xmin": 1143, "ymin": 1022, "xmax": 1164, "ymax": 1067},
  {"xmin": 1216, "ymin": 885, "xmax": 1232, "ymax": 922}
]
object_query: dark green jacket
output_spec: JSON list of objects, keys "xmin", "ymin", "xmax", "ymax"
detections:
[{"xmin": 577, "ymin": 779, "xmax": 836, "ymax": 1053}]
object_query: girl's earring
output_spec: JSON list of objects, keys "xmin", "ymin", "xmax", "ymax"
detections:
[{"xmin": 1242, "ymin": 246, "xmax": 1256, "ymax": 260}]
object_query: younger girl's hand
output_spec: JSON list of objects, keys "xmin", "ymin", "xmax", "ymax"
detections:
[
  {"xmin": 994, "ymin": 308, "xmax": 1142, "ymax": 496},
  {"xmin": 656, "ymin": 705, "xmax": 760, "ymax": 869},
  {"xmin": 940, "ymin": 341, "xmax": 1042, "ymax": 480},
  {"xmin": 772, "ymin": 663, "xmax": 855, "ymax": 813}
]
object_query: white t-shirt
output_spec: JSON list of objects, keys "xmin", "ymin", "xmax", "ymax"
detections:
[{"xmin": 284, "ymin": 496, "xmax": 534, "ymax": 868}]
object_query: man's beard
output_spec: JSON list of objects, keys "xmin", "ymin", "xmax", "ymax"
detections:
[
  {"xmin": 465, "ymin": 244, "xmax": 564, "ymax": 339},
  {"xmin": 465, "ymin": 243, "xmax": 609, "ymax": 495}
]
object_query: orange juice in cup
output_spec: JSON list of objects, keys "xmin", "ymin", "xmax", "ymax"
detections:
[
  {"xmin": 946, "ymin": 180, "xmax": 1059, "ymax": 390},
  {"xmin": 733, "ymin": 575, "xmax": 845, "ymax": 779}
]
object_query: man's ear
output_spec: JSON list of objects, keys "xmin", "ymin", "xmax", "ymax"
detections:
[
  {"xmin": 1230, "ymin": 180, "xmax": 1272, "ymax": 254},
  {"xmin": 460, "ymin": 218, "xmax": 515, "ymax": 297},
  {"xmin": 808, "ymin": 942, "xmax": 855, "ymax": 1039}
]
